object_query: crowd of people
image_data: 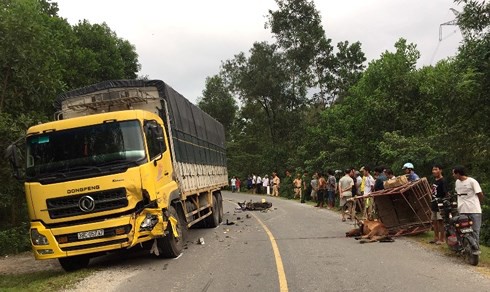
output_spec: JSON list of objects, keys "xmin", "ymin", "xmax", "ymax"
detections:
[{"xmin": 229, "ymin": 163, "xmax": 484, "ymax": 245}]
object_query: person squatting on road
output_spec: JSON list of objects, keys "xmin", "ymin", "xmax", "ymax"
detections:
[
  {"xmin": 430, "ymin": 164, "xmax": 448, "ymax": 245},
  {"xmin": 452, "ymin": 165, "xmax": 484, "ymax": 244}
]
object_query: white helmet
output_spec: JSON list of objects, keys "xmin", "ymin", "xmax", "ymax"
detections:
[{"xmin": 402, "ymin": 162, "xmax": 414, "ymax": 170}]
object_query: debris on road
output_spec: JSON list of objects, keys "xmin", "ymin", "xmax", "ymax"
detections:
[
  {"xmin": 225, "ymin": 219, "xmax": 235, "ymax": 225},
  {"xmin": 237, "ymin": 200, "xmax": 273, "ymax": 211},
  {"xmin": 197, "ymin": 238, "xmax": 205, "ymax": 245}
]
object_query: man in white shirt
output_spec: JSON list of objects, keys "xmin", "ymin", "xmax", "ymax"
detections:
[
  {"xmin": 339, "ymin": 169, "xmax": 354, "ymax": 222},
  {"xmin": 453, "ymin": 165, "xmax": 484, "ymax": 243},
  {"xmin": 230, "ymin": 176, "xmax": 237, "ymax": 193},
  {"xmin": 363, "ymin": 166, "xmax": 375, "ymax": 219},
  {"xmin": 263, "ymin": 175, "xmax": 270, "ymax": 195}
]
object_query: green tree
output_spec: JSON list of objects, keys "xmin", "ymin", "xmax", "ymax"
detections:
[
  {"xmin": 197, "ymin": 75, "xmax": 237, "ymax": 139},
  {"xmin": 0, "ymin": 0, "xmax": 65, "ymax": 115},
  {"xmin": 64, "ymin": 20, "xmax": 140, "ymax": 89},
  {"xmin": 332, "ymin": 41, "xmax": 366, "ymax": 102},
  {"xmin": 0, "ymin": 0, "xmax": 141, "ymax": 236},
  {"xmin": 267, "ymin": 0, "xmax": 330, "ymax": 104}
]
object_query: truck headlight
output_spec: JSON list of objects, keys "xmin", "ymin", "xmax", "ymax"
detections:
[{"xmin": 31, "ymin": 229, "xmax": 49, "ymax": 245}]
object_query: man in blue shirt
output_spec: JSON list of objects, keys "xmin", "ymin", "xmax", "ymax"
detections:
[
  {"xmin": 374, "ymin": 166, "xmax": 387, "ymax": 191},
  {"xmin": 402, "ymin": 162, "xmax": 420, "ymax": 182}
]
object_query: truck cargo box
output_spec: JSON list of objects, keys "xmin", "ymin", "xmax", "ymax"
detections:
[{"xmin": 55, "ymin": 80, "xmax": 228, "ymax": 196}]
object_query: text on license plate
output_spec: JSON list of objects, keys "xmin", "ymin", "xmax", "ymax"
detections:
[
  {"xmin": 460, "ymin": 227, "xmax": 473, "ymax": 233},
  {"xmin": 77, "ymin": 229, "xmax": 104, "ymax": 240}
]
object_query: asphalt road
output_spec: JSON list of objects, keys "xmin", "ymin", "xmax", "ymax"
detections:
[{"xmin": 67, "ymin": 191, "xmax": 490, "ymax": 292}]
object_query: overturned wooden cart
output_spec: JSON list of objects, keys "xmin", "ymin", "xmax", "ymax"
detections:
[{"xmin": 355, "ymin": 177, "xmax": 433, "ymax": 236}]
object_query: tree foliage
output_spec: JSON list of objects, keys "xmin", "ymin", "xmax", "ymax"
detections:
[
  {"xmin": 197, "ymin": 75, "xmax": 237, "ymax": 139},
  {"xmin": 0, "ymin": 0, "xmax": 140, "ymax": 229}
]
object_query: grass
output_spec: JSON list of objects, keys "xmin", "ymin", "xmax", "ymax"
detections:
[{"xmin": 0, "ymin": 269, "xmax": 94, "ymax": 292}]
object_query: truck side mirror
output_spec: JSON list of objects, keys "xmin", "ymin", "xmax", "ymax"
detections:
[{"xmin": 5, "ymin": 143, "xmax": 24, "ymax": 181}]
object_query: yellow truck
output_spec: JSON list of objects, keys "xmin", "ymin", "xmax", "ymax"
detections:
[{"xmin": 6, "ymin": 80, "xmax": 228, "ymax": 271}]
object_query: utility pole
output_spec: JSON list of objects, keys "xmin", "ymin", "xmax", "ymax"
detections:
[{"xmin": 439, "ymin": 8, "xmax": 460, "ymax": 41}]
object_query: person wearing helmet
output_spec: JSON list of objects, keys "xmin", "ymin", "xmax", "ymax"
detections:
[{"xmin": 402, "ymin": 162, "xmax": 419, "ymax": 182}]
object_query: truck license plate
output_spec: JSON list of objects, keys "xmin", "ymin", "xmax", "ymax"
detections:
[
  {"xmin": 461, "ymin": 228, "xmax": 473, "ymax": 234},
  {"xmin": 77, "ymin": 229, "xmax": 104, "ymax": 240}
]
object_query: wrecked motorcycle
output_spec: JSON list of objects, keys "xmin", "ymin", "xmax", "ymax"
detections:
[{"xmin": 434, "ymin": 193, "xmax": 480, "ymax": 266}]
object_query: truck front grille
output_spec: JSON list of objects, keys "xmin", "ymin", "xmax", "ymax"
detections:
[{"xmin": 46, "ymin": 188, "xmax": 128, "ymax": 219}]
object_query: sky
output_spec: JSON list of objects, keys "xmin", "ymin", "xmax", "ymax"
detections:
[{"xmin": 56, "ymin": 0, "xmax": 463, "ymax": 103}]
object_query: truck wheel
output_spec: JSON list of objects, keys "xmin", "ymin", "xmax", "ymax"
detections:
[
  {"xmin": 204, "ymin": 194, "xmax": 220, "ymax": 228},
  {"xmin": 157, "ymin": 205, "xmax": 185, "ymax": 258},
  {"xmin": 58, "ymin": 255, "xmax": 90, "ymax": 271},
  {"xmin": 463, "ymin": 237, "xmax": 479, "ymax": 266}
]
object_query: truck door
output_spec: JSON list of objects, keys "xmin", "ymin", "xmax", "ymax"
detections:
[{"xmin": 143, "ymin": 119, "xmax": 173, "ymax": 205}]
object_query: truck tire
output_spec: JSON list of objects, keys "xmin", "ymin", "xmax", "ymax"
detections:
[
  {"xmin": 204, "ymin": 194, "xmax": 220, "ymax": 228},
  {"xmin": 157, "ymin": 205, "xmax": 185, "ymax": 258},
  {"xmin": 58, "ymin": 255, "xmax": 90, "ymax": 271},
  {"xmin": 217, "ymin": 192, "xmax": 224, "ymax": 223}
]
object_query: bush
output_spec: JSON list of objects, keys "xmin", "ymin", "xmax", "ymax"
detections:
[
  {"xmin": 0, "ymin": 223, "xmax": 31, "ymax": 255},
  {"xmin": 481, "ymin": 204, "xmax": 490, "ymax": 247},
  {"xmin": 479, "ymin": 182, "xmax": 490, "ymax": 246}
]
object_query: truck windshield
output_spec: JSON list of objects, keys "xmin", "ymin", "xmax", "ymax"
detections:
[{"xmin": 26, "ymin": 120, "xmax": 146, "ymax": 179}]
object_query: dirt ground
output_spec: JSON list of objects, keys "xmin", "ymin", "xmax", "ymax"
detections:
[{"xmin": 0, "ymin": 252, "xmax": 63, "ymax": 275}]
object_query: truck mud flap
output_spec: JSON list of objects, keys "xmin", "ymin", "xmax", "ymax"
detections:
[{"xmin": 169, "ymin": 215, "xmax": 179, "ymax": 238}]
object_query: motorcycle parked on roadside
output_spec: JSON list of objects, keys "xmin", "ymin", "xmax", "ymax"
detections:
[{"xmin": 433, "ymin": 192, "xmax": 480, "ymax": 265}]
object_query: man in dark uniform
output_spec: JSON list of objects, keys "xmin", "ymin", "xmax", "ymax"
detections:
[{"xmin": 430, "ymin": 164, "xmax": 448, "ymax": 245}]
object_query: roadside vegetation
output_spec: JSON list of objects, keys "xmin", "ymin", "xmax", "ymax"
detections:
[
  {"xmin": 0, "ymin": 269, "xmax": 93, "ymax": 291},
  {"xmin": 0, "ymin": 0, "xmax": 140, "ymax": 255}
]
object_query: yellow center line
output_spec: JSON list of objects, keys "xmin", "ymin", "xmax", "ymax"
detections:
[
  {"xmin": 225, "ymin": 199, "xmax": 288, "ymax": 292},
  {"xmin": 250, "ymin": 212, "xmax": 289, "ymax": 292}
]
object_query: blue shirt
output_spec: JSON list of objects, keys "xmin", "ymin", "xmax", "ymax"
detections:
[
  {"xmin": 408, "ymin": 172, "xmax": 420, "ymax": 182},
  {"xmin": 374, "ymin": 174, "xmax": 387, "ymax": 191}
]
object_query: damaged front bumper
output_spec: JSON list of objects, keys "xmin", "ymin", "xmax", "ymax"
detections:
[{"xmin": 30, "ymin": 208, "xmax": 177, "ymax": 260}]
